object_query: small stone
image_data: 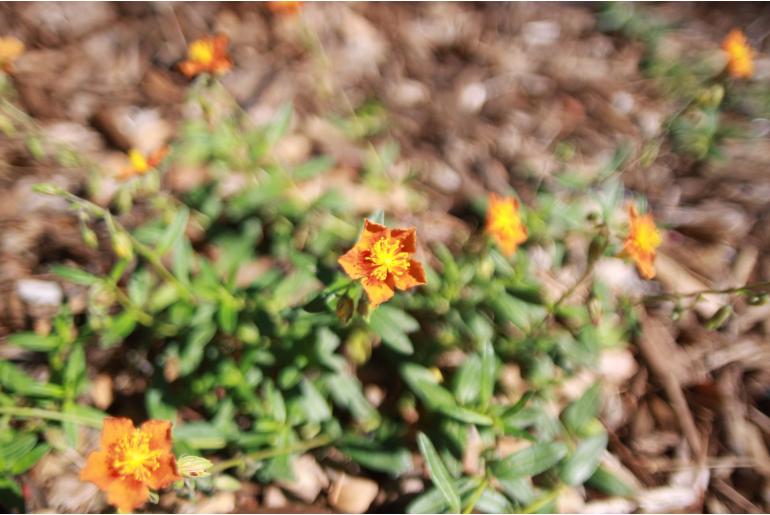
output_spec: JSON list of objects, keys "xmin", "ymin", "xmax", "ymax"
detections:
[
  {"xmin": 16, "ymin": 279, "xmax": 62, "ymax": 306},
  {"xmin": 328, "ymin": 473, "xmax": 379, "ymax": 514},
  {"xmin": 459, "ymin": 82, "xmax": 487, "ymax": 113},
  {"xmin": 522, "ymin": 20, "xmax": 560, "ymax": 46},
  {"xmin": 277, "ymin": 454, "xmax": 328, "ymax": 504}
]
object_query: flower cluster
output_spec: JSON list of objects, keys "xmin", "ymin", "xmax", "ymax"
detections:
[
  {"xmin": 267, "ymin": 1, "xmax": 303, "ymax": 15},
  {"xmin": 622, "ymin": 204, "xmax": 662, "ymax": 279},
  {"xmin": 722, "ymin": 28, "xmax": 754, "ymax": 79},
  {"xmin": 338, "ymin": 219, "xmax": 426, "ymax": 308},
  {"xmin": 117, "ymin": 147, "xmax": 168, "ymax": 181},
  {"xmin": 80, "ymin": 418, "xmax": 180, "ymax": 513},
  {"xmin": 179, "ymin": 35, "xmax": 233, "ymax": 78},
  {"xmin": 0, "ymin": 36, "xmax": 24, "ymax": 73},
  {"xmin": 485, "ymin": 193, "xmax": 528, "ymax": 257}
]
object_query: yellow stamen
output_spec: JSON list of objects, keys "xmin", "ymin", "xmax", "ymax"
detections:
[
  {"xmin": 490, "ymin": 202, "xmax": 523, "ymax": 237},
  {"xmin": 366, "ymin": 236, "xmax": 410, "ymax": 281},
  {"xmin": 188, "ymin": 40, "xmax": 214, "ymax": 65},
  {"xmin": 111, "ymin": 431, "xmax": 162, "ymax": 482},
  {"xmin": 633, "ymin": 219, "xmax": 661, "ymax": 253},
  {"xmin": 128, "ymin": 149, "xmax": 149, "ymax": 174}
]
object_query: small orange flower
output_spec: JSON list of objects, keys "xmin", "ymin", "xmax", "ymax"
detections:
[
  {"xmin": 722, "ymin": 29, "xmax": 754, "ymax": 79},
  {"xmin": 0, "ymin": 36, "xmax": 24, "ymax": 73},
  {"xmin": 80, "ymin": 418, "xmax": 180, "ymax": 513},
  {"xmin": 178, "ymin": 35, "xmax": 232, "ymax": 78},
  {"xmin": 267, "ymin": 1, "xmax": 303, "ymax": 15},
  {"xmin": 116, "ymin": 147, "xmax": 168, "ymax": 180},
  {"xmin": 485, "ymin": 193, "xmax": 528, "ymax": 257},
  {"xmin": 338, "ymin": 219, "xmax": 426, "ymax": 308},
  {"xmin": 622, "ymin": 204, "xmax": 662, "ymax": 280}
]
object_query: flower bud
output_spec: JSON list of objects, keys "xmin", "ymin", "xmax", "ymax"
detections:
[
  {"xmin": 111, "ymin": 232, "xmax": 134, "ymax": 260},
  {"xmin": 177, "ymin": 455, "xmax": 213, "ymax": 479},
  {"xmin": 335, "ymin": 295, "xmax": 355, "ymax": 324}
]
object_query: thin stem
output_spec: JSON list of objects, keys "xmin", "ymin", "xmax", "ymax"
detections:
[
  {"xmin": 463, "ymin": 477, "xmax": 489, "ymax": 514},
  {"xmin": 644, "ymin": 280, "xmax": 770, "ymax": 303},
  {"xmin": 38, "ymin": 186, "xmax": 195, "ymax": 303},
  {"xmin": 521, "ymin": 484, "xmax": 565, "ymax": 514},
  {"xmin": 0, "ymin": 406, "xmax": 103, "ymax": 428},
  {"xmin": 209, "ymin": 435, "xmax": 332, "ymax": 474}
]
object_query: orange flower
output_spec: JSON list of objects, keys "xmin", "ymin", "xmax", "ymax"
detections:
[
  {"xmin": 0, "ymin": 36, "xmax": 24, "ymax": 73},
  {"xmin": 80, "ymin": 418, "xmax": 180, "ymax": 513},
  {"xmin": 485, "ymin": 193, "xmax": 527, "ymax": 257},
  {"xmin": 722, "ymin": 29, "xmax": 754, "ymax": 79},
  {"xmin": 178, "ymin": 35, "xmax": 232, "ymax": 78},
  {"xmin": 116, "ymin": 147, "xmax": 168, "ymax": 180},
  {"xmin": 338, "ymin": 219, "xmax": 426, "ymax": 308},
  {"xmin": 622, "ymin": 204, "xmax": 662, "ymax": 280},
  {"xmin": 267, "ymin": 1, "xmax": 302, "ymax": 15}
]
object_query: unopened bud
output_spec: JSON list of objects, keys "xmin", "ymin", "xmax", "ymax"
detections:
[
  {"xmin": 588, "ymin": 227, "xmax": 609, "ymax": 265},
  {"xmin": 111, "ymin": 232, "xmax": 133, "ymax": 260},
  {"xmin": 81, "ymin": 227, "xmax": 99, "ymax": 250},
  {"xmin": 747, "ymin": 293, "xmax": 768, "ymax": 306},
  {"xmin": 178, "ymin": 455, "xmax": 213, "ymax": 479},
  {"xmin": 335, "ymin": 295, "xmax": 355, "ymax": 324}
]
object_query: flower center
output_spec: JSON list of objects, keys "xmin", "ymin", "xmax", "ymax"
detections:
[
  {"xmin": 111, "ymin": 431, "xmax": 161, "ymax": 482},
  {"xmin": 366, "ymin": 236, "xmax": 410, "ymax": 281},
  {"xmin": 633, "ymin": 221, "xmax": 661, "ymax": 253},
  {"xmin": 189, "ymin": 40, "xmax": 215, "ymax": 65},
  {"xmin": 490, "ymin": 204, "xmax": 522, "ymax": 236},
  {"xmin": 128, "ymin": 150, "xmax": 149, "ymax": 174}
]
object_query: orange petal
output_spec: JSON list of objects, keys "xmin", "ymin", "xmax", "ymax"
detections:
[
  {"xmin": 361, "ymin": 278, "xmax": 394, "ymax": 308},
  {"xmin": 101, "ymin": 417, "xmax": 135, "ymax": 449},
  {"xmin": 106, "ymin": 477, "xmax": 149, "ymax": 513},
  {"xmin": 179, "ymin": 60, "xmax": 203, "ymax": 78},
  {"xmin": 390, "ymin": 227, "xmax": 416, "ymax": 253},
  {"xmin": 338, "ymin": 248, "xmax": 367, "ymax": 279},
  {"xmin": 354, "ymin": 219, "xmax": 387, "ymax": 251},
  {"xmin": 80, "ymin": 450, "xmax": 115, "ymax": 491},
  {"xmin": 140, "ymin": 419, "xmax": 174, "ymax": 452},
  {"xmin": 145, "ymin": 454, "xmax": 181, "ymax": 490},
  {"xmin": 635, "ymin": 254, "xmax": 656, "ymax": 279},
  {"xmin": 392, "ymin": 260, "xmax": 427, "ymax": 291},
  {"xmin": 627, "ymin": 203, "xmax": 639, "ymax": 221}
]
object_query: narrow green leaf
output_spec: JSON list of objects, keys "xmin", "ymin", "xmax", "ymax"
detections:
[
  {"xmin": 491, "ymin": 441, "xmax": 568, "ymax": 479},
  {"xmin": 10, "ymin": 443, "xmax": 50, "ymax": 475},
  {"xmin": 562, "ymin": 383, "xmax": 602, "ymax": 435},
  {"xmin": 586, "ymin": 465, "xmax": 636, "ymax": 497},
  {"xmin": 417, "ymin": 433, "xmax": 461, "ymax": 513},
  {"xmin": 8, "ymin": 332, "xmax": 59, "ymax": 352},
  {"xmin": 479, "ymin": 341, "xmax": 495, "ymax": 409},
  {"xmin": 560, "ymin": 433, "xmax": 608, "ymax": 486},
  {"xmin": 157, "ymin": 206, "xmax": 189, "ymax": 255},
  {"xmin": 51, "ymin": 264, "xmax": 100, "ymax": 286}
]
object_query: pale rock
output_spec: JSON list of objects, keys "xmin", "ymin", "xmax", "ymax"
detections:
[
  {"xmin": 328, "ymin": 473, "xmax": 379, "ymax": 514},
  {"xmin": 17, "ymin": 279, "xmax": 62, "ymax": 306}
]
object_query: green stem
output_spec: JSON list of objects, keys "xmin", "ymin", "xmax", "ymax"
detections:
[
  {"xmin": 463, "ymin": 477, "xmax": 489, "ymax": 514},
  {"xmin": 521, "ymin": 484, "xmax": 565, "ymax": 514},
  {"xmin": 0, "ymin": 406, "xmax": 103, "ymax": 428},
  {"xmin": 209, "ymin": 435, "xmax": 332, "ymax": 474},
  {"xmin": 37, "ymin": 186, "xmax": 195, "ymax": 303},
  {"xmin": 643, "ymin": 280, "xmax": 770, "ymax": 303}
]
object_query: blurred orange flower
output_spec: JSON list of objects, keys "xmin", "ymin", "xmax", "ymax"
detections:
[
  {"xmin": 622, "ymin": 204, "xmax": 661, "ymax": 280},
  {"xmin": 80, "ymin": 418, "xmax": 180, "ymax": 513},
  {"xmin": 338, "ymin": 219, "xmax": 426, "ymax": 308},
  {"xmin": 0, "ymin": 36, "xmax": 24, "ymax": 73},
  {"xmin": 117, "ymin": 147, "xmax": 168, "ymax": 180},
  {"xmin": 485, "ymin": 193, "xmax": 527, "ymax": 257},
  {"xmin": 722, "ymin": 29, "xmax": 754, "ymax": 79},
  {"xmin": 179, "ymin": 35, "xmax": 232, "ymax": 78},
  {"xmin": 267, "ymin": 1, "xmax": 303, "ymax": 15}
]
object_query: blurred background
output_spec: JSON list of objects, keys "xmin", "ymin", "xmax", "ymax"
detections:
[{"xmin": 1, "ymin": 2, "xmax": 770, "ymax": 513}]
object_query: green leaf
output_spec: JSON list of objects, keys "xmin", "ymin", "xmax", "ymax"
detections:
[
  {"xmin": 51, "ymin": 264, "xmax": 100, "ymax": 285},
  {"xmin": 326, "ymin": 374, "xmax": 380, "ymax": 429},
  {"xmin": 340, "ymin": 438, "xmax": 412, "ymax": 476},
  {"xmin": 157, "ymin": 206, "xmax": 189, "ymax": 255},
  {"xmin": 293, "ymin": 156, "xmax": 334, "ymax": 180},
  {"xmin": 10, "ymin": 443, "xmax": 50, "ymax": 475},
  {"xmin": 63, "ymin": 343, "xmax": 86, "ymax": 393},
  {"xmin": 417, "ymin": 433, "xmax": 461, "ymax": 513},
  {"xmin": 369, "ymin": 305, "xmax": 418, "ymax": 354},
  {"xmin": 300, "ymin": 379, "xmax": 331, "ymax": 423},
  {"xmin": 586, "ymin": 465, "xmax": 636, "ymax": 497},
  {"xmin": 490, "ymin": 441, "xmax": 568, "ymax": 479},
  {"xmin": 453, "ymin": 355, "xmax": 481, "ymax": 405},
  {"xmin": 479, "ymin": 341, "xmax": 495, "ymax": 409},
  {"xmin": 0, "ymin": 434, "xmax": 36, "ymax": 471},
  {"xmin": 8, "ymin": 332, "xmax": 59, "ymax": 352},
  {"xmin": 265, "ymin": 103, "xmax": 293, "ymax": 146},
  {"xmin": 562, "ymin": 383, "xmax": 602, "ymax": 435},
  {"xmin": 174, "ymin": 422, "xmax": 227, "ymax": 449},
  {"xmin": 368, "ymin": 209, "xmax": 385, "ymax": 225},
  {"xmin": 180, "ymin": 325, "xmax": 217, "ymax": 375},
  {"xmin": 560, "ymin": 433, "xmax": 608, "ymax": 486},
  {"xmin": 0, "ymin": 362, "xmax": 63, "ymax": 398},
  {"xmin": 475, "ymin": 488, "xmax": 514, "ymax": 514}
]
